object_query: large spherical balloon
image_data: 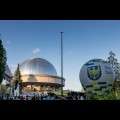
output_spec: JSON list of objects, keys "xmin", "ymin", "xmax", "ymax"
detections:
[{"xmin": 80, "ymin": 59, "xmax": 115, "ymax": 95}]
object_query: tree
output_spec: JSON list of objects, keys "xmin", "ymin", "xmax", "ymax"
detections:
[
  {"xmin": 108, "ymin": 51, "xmax": 116, "ymax": 68},
  {"xmin": 0, "ymin": 39, "xmax": 7, "ymax": 84},
  {"xmin": 13, "ymin": 64, "xmax": 23, "ymax": 93},
  {"xmin": 107, "ymin": 51, "xmax": 120, "ymax": 91},
  {"xmin": 107, "ymin": 51, "xmax": 120, "ymax": 81},
  {"xmin": 0, "ymin": 84, "xmax": 7, "ymax": 96}
]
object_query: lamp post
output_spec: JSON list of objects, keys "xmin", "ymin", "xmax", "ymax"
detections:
[{"xmin": 61, "ymin": 32, "xmax": 63, "ymax": 96}]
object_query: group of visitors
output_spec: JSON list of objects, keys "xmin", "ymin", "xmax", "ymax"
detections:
[{"xmin": 0, "ymin": 94, "xmax": 86, "ymax": 100}]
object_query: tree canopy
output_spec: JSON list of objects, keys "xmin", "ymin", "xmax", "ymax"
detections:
[
  {"xmin": 0, "ymin": 39, "xmax": 7, "ymax": 84},
  {"xmin": 13, "ymin": 64, "xmax": 23, "ymax": 93}
]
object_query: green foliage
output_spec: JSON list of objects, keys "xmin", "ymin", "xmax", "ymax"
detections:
[
  {"xmin": 13, "ymin": 64, "xmax": 23, "ymax": 93},
  {"xmin": 54, "ymin": 92, "xmax": 61, "ymax": 96},
  {"xmin": 86, "ymin": 90, "xmax": 118, "ymax": 100},
  {"xmin": 112, "ymin": 81, "xmax": 120, "ymax": 91},
  {"xmin": 53, "ymin": 92, "xmax": 67, "ymax": 97},
  {"xmin": 0, "ymin": 39, "xmax": 7, "ymax": 84},
  {"xmin": 107, "ymin": 51, "xmax": 120, "ymax": 95},
  {"xmin": 0, "ymin": 84, "xmax": 7, "ymax": 96},
  {"xmin": 48, "ymin": 92, "xmax": 55, "ymax": 97}
]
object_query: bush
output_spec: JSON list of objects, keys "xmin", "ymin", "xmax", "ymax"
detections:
[
  {"xmin": 86, "ymin": 91, "xmax": 117, "ymax": 100},
  {"xmin": 48, "ymin": 92, "xmax": 55, "ymax": 97}
]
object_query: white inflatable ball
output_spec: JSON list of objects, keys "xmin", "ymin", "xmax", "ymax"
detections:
[{"xmin": 80, "ymin": 59, "xmax": 115, "ymax": 95}]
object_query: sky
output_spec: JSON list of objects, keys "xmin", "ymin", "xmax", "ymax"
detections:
[{"xmin": 0, "ymin": 20, "xmax": 120, "ymax": 91}]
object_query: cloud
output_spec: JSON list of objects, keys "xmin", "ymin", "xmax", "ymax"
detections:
[
  {"xmin": 6, "ymin": 40, "xmax": 10, "ymax": 44},
  {"xmin": 33, "ymin": 48, "xmax": 40, "ymax": 54}
]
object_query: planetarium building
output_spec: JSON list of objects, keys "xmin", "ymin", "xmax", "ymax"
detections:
[{"xmin": 19, "ymin": 58, "xmax": 65, "ymax": 93}]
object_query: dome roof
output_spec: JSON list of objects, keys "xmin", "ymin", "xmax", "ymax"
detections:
[
  {"xmin": 19, "ymin": 58, "xmax": 57, "ymax": 76},
  {"xmin": 5, "ymin": 64, "xmax": 12, "ymax": 77}
]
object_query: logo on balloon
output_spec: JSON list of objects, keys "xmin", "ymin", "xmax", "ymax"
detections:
[{"xmin": 87, "ymin": 66, "xmax": 101, "ymax": 80}]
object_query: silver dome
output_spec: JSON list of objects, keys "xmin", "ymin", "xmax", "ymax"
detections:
[
  {"xmin": 20, "ymin": 58, "xmax": 57, "ymax": 76},
  {"xmin": 5, "ymin": 64, "xmax": 12, "ymax": 77}
]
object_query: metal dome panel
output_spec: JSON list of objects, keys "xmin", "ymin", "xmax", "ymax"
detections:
[{"xmin": 20, "ymin": 58, "xmax": 57, "ymax": 76}]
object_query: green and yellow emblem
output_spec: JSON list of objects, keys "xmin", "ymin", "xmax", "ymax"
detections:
[{"xmin": 87, "ymin": 66, "xmax": 101, "ymax": 80}]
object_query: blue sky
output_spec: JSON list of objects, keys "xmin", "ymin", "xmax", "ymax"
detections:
[{"xmin": 0, "ymin": 20, "xmax": 120, "ymax": 91}]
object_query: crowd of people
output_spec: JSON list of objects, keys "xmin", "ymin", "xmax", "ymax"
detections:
[{"xmin": 0, "ymin": 92, "xmax": 86, "ymax": 100}]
